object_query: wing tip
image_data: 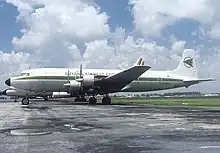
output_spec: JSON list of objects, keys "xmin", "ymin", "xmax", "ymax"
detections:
[{"xmin": 133, "ymin": 65, "xmax": 151, "ymax": 70}]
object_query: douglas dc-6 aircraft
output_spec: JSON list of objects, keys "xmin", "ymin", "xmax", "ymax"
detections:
[
  {"xmin": 4, "ymin": 49, "xmax": 214, "ymax": 105},
  {"xmin": 1, "ymin": 58, "xmax": 145, "ymax": 102}
]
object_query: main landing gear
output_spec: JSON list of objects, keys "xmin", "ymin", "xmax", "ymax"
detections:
[
  {"xmin": 88, "ymin": 96, "xmax": 97, "ymax": 105},
  {"xmin": 75, "ymin": 96, "xmax": 87, "ymax": 102},
  {"xmin": 88, "ymin": 95, "xmax": 111, "ymax": 105},
  {"xmin": 102, "ymin": 95, "xmax": 111, "ymax": 105},
  {"xmin": 21, "ymin": 97, "xmax": 29, "ymax": 105},
  {"xmin": 43, "ymin": 96, "xmax": 48, "ymax": 101},
  {"xmin": 74, "ymin": 95, "xmax": 97, "ymax": 105}
]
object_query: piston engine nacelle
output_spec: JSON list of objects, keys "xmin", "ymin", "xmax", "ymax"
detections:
[
  {"xmin": 4, "ymin": 89, "xmax": 19, "ymax": 96},
  {"xmin": 52, "ymin": 92, "xmax": 71, "ymax": 98},
  {"xmin": 81, "ymin": 75, "xmax": 95, "ymax": 86},
  {"xmin": 64, "ymin": 80, "xmax": 81, "ymax": 92},
  {"xmin": 64, "ymin": 75, "xmax": 95, "ymax": 93}
]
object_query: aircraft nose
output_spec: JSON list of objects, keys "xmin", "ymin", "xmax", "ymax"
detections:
[{"xmin": 5, "ymin": 78, "xmax": 11, "ymax": 86}]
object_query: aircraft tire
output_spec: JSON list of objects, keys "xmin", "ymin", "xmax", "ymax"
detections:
[
  {"xmin": 75, "ymin": 96, "xmax": 87, "ymax": 102},
  {"xmin": 82, "ymin": 97, "xmax": 87, "ymax": 102},
  {"xmin": 89, "ymin": 97, "xmax": 97, "ymax": 105},
  {"xmin": 43, "ymin": 97, "xmax": 48, "ymax": 101},
  {"xmin": 74, "ymin": 97, "xmax": 79, "ymax": 102},
  {"xmin": 102, "ymin": 97, "xmax": 111, "ymax": 105},
  {"xmin": 21, "ymin": 98, "xmax": 29, "ymax": 105}
]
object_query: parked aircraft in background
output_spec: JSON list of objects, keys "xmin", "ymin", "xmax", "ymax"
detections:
[
  {"xmin": 0, "ymin": 86, "xmax": 72, "ymax": 101},
  {"xmin": 4, "ymin": 49, "xmax": 214, "ymax": 105}
]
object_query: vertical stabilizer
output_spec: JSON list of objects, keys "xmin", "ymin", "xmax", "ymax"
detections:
[{"xmin": 171, "ymin": 49, "xmax": 198, "ymax": 79}]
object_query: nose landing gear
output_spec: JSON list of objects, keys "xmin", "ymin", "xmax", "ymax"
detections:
[{"xmin": 21, "ymin": 97, "xmax": 29, "ymax": 105}]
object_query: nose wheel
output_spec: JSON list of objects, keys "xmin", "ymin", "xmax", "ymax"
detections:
[{"xmin": 21, "ymin": 97, "xmax": 29, "ymax": 105}]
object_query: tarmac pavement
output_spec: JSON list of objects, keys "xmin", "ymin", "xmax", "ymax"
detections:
[{"xmin": 0, "ymin": 100, "xmax": 220, "ymax": 153}]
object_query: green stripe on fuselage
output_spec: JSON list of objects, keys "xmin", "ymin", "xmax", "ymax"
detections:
[
  {"xmin": 16, "ymin": 76, "xmax": 79, "ymax": 80},
  {"xmin": 15, "ymin": 76, "xmax": 183, "ymax": 82}
]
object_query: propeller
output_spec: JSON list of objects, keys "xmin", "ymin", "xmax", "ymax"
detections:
[
  {"xmin": 80, "ymin": 64, "xmax": 82, "ymax": 78},
  {"xmin": 64, "ymin": 65, "xmax": 83, "ymax": 92},
  {"xmin": 76, "ymin": 64, "xmax": 83, "ymax": 82},
  {"xmin": 64, "ymin": 64, "xmax": 85, "ymax": 93},
  {"xmin": 75, "ymin": 64, "xmax": 84, "ymax": 92},
  {"xmin": 67, "ymin": 70, "xmax": 70, "ymax": 82}
]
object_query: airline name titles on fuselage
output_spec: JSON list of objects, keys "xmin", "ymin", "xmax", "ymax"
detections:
[{"xmin": 64, "ymin": 71, "xmax": 114, "ymax": 76}]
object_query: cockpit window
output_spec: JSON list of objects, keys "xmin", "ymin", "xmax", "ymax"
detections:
[{"xmin": 21, "ymin": 73, "xmax": 30, "ymax": 76}]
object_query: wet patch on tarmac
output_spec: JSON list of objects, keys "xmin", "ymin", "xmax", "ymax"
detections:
[{"xmin": 0, "ymin": 100, "xmax": 220, "ymax": 153}]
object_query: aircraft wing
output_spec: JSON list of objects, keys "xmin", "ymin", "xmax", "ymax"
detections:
[{"xmin": 95, "ymin": 65, "xmax": 151, "ymax": 93}]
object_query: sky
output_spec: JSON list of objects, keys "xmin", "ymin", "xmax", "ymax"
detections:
[{"xmin": 0, "ymin": 0, "xmax": 220, "ymax": 93}]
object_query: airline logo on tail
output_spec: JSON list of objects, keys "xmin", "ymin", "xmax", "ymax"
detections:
[{"xmin": 183, "ymin": 57, "xmax": 193, "ymax": 68}]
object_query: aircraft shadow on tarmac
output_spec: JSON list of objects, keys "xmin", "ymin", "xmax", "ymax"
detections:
[
  {"xmin": 23, "ymin": 99, "xmax": 132, "ymax": 106},
  {"xmin": 18, "ymin": 99, "xmax": 134, "ymax": 111}
]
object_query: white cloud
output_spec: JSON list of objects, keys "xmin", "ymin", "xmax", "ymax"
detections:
[
  {"xmin": 171, "ymin": 40, "xmax": 186, "ymax": 55},
  {"xmin": 83, "ymin": 31, "xmax": 186, "ymax": 71},
  {"xmin": 209, "ymin": 22, "xmax": 220, "ymax": 39},
  {"xmin": 129, "ymin": 0, "xmax": 216, "ymax": 37},
  {"xmin": 6, "ymin": 0, "xmax": 110, "ymax": 67},
  {"xmin": 0, "ymin": 51, "xmax": 31, "ymax": 89}
]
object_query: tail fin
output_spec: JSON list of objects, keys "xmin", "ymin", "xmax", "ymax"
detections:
[
  {"xmin": 171, "ymin": 49, "xmax": 198, "ymax": 78},
  {"xmin": 133, "ymin": 57, "xmax": 145, "ymax": 66}
]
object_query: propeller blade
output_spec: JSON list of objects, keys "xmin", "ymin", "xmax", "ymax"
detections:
[
  {"xmin": 67, "ymin": 70, "xmax": 70, "ymax": 81},
  {"xmin": 80, "ymin": 64, "xmax": 82, "ymax": 78}
]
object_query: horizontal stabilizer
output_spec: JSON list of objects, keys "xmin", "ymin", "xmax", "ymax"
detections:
[
  {"xmin": 183, "ymin": 78, "xmax": 215, "ymax": 88},
  {"xmin": 197, "ymin": 78, "xmax": 216, "ymax": 82},
  {"xmin": 184, "ymin": 78, "xmax": 215, "ymax": 82}
]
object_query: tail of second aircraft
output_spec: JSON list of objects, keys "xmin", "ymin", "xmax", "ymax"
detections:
[
  {"xmin": 133, "ymin": 57, "xmax": 145, "ymax": 66},
  {"xmin": 171, "ymin": 49, "xmax": 199, "ymax": 79},
  {"xmin": 171, "ymin": 49, "xmax": 215, "ymax": 84}
]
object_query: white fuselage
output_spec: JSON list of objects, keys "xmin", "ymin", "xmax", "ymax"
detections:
[{"xmin": 9, "ymin": 67, "xmax": 197, "ymax": 94}]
